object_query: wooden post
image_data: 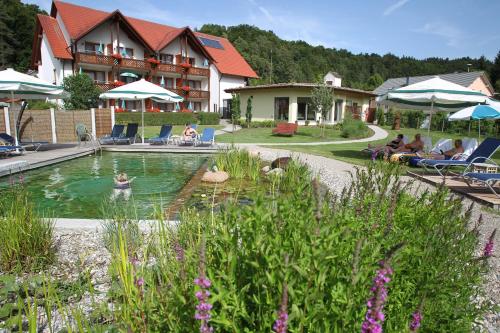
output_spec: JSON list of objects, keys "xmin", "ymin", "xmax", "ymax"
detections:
[
  {"xmin": 91, "ymin": 108, "xmax": 96, "ymax": 139},
  {"xmin": 3, "ymin": 107, "xmax": 10, "ymax": 135},
  {"xmin": 50, "ymin": 107, "xmax": 57, "ymax": 143}
]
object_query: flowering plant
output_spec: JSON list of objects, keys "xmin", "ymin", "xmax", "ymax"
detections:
[
  {"xmin": 114, "ymin": 107, "xmax": 125, "ymax": 113},
  {"xmin": 112, "ymin": 53, "xmax": 123, "ymax": 60},
  {"xmin": 147, "ymin": 57, "xmax": 160, "ymax": 65},
  {"xmin": 181, "ymin": 86, "xmax": 191, "ymax": 92},
  {"xmin": 113, "ymin": 81, "xmax": 125, "ymax": 87},
  {"xmin": 180, "ymin": 62, "xmax": 192, "ymax": 69},
  {"xmin": 148, "ymin": 107, "xmax": 161, "ymax": 113}
]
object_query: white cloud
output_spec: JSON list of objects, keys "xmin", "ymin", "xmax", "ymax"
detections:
[
  {"xmin": 383, "ymin": 0, "xmax": 410, "ymax": 16},
  {"xmin": 415, "ymin": 22, "xmax": 463, "ymax": 47}
]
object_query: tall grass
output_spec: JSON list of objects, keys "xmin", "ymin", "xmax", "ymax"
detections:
[
  {"xmin": 0, "ymin": 185, "xmax": 55, "ymax": 272},
  {"xmin": 214, "ymin": 146, "xmax": 262, "ymax": 181}
]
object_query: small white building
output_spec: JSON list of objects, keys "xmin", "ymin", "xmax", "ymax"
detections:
[{"xmin": 31, "ymin": 0, "xmax": 258, "ymax": 113}]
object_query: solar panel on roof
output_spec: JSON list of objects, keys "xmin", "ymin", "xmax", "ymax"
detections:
[{"xmin": 198, "ymin": 37, "xmax": 224, "ymax": 49}]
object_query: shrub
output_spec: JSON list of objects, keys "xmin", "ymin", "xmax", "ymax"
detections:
[
  {"xmin": 376, "ymin": 107, "xmax": 385, "ymax": 126},
  {"xmin": 0, "ymin": 184, "xmax": 55, "ymax": 272},
  {"xmin": 62, "ymin": 73, "xmax": 101, "ymax": 110},
  {"xmin": 341, "ymin": 112, "xmax": 369, "ymax": 138},
  {"xmin": 27, "ymin": 100, "xmax": 58, "ymax": 110},
  {"xmin": 115, "ymin": 112, "xmax": 220, "ymax": 126},
  {"xmin": 247, "ymin": 120, "xmax": 277, "ymax": 128}
]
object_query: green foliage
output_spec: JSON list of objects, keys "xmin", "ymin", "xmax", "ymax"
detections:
[
  {"xmin": 231, "ymin": 93, "xmax": 241, "ymax": 122},
  {"xmin": 115, "ymin": 111, "xmax": 219, "ymax": 126},
  {"xmin": 246, "ymin": 120, "xmax": 277, "ymax": 128},
  {"xmin": 62, "ymin": 74, "xmax": 101, "ymax": 110},
  {"xmin": 376, "ymin": 107, "xmax": 386, "ymax": 126},
  {"xmin": 365, "ymin": 73, "xmax": 384, "ymax": 91},
  {"xmin": 311, "ymin": 83, "xmax": 334, "ymax": 137},
  {"xmin": 341, "ymin": 111, "xmax": 369, "ymax": 138},
  {"xmin": 0, "ymin": 0, "xmax": 46, "ymax": 71},
  {"xmin": 199, "ymin": 24, "xmax": 496, "ymax": 89},
  {"xmin": 245, "ymin": 96, "xmax": 253, "ymax": 127},
  {"xmin": 214, "ymin": 146, "xmax": 262, "ymax": 181},
  {"xmin": 0, "ymin": 184, "xmax": 55, "ymax": 272},
  {"xmin": 27, "ymin": 100, "xmax": 58, "ymax": 110}
]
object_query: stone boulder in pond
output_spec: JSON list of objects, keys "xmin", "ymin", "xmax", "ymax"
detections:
[
  {"xmin": 271, "ymin": 157, "xmax": 291, "ymax": 170},
  {"xmin": 201, "ymin": 171, "xmax": 229, "ymax": 183}
]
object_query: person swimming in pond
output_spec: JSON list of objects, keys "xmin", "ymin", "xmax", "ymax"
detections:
[{"xmin": 110, "ymin": 172, "xmax": 136, "ymax": 201}]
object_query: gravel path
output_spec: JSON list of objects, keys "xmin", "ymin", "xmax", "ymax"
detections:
[
  {"xmin": 246, "ymin": 145, "xmax": 500, "ymax": 332},
  {"xmin": 215, "ymin": 119, "xmax": 241, "ymax": 135},
  {"xmin": 237, "ymin": 125, "xmax": 388, "ymax": 146}
]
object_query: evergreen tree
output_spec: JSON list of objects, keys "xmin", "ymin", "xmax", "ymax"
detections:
[
  {"xmin": 490, "ymin": 51, "xmax": 500, "ymax": 92},
  {"xmin": 245, "ymin": 96, "xmax": 253, "ymax": 127}
]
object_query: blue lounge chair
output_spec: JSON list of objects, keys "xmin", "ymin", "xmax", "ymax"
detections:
[
  {"xmin": 419, "ymin": 138, "xmax": 500, "ymax": 177},
  {"xmin": 100, "ymin": 124, "xmax": 125, "ymax": 145},
  {"xmin": 149, "ymin": 125, "xmax": 173, "ymax": 145},
  {"xmin": 0, "ymin": 133, "xmax": 47, "ymax": 151},
  {"xmin": 0, "ymin": 145, "xmax": 24, "ymax": 156},
  {"xmin": 463, "ymin": 172, "xmax": 500, "ymax": 198},
  {"xmin": 195, "ymin": 128, "xmax": 215, "ymax": 146},
  {"xmin": 114, "ymin": 123, "xmax": 139, "ymax": 144}
]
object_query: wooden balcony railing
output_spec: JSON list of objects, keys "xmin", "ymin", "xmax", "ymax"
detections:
[
  {"xmin": 171, "ymin": 88, "xmax": 209, "ymax": 99},
  {"xmin": 121, "ymin": 58, "xmax": 150, "ymax": 70},
  {"xmin": 96, "ymin": 82, "xmax": 115, "ymax": 91},
  {"xmin": 188, "ymin": 67, "xmax": 210, "ymax": 77},
  {"xmin": 157, "ymin": 63, "xmax": 182, "ymax": 74},
  {"xmin": 75, "ymin": 52, "xmax": 114, "ymax": 66}
]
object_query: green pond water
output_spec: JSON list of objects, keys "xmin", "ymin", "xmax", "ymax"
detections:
[{"xmin": 1, "ymin": 152, "xmax": 207, "ymax": 219}]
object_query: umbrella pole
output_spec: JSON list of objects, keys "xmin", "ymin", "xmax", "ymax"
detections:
[
  {"xmin": 478, "ymin": 119, "xmax": 480, "ymax": 140},
  {"xmin": 10, "ymin": 91, "xmax": 18, "ymax": 146},
  {"xmin": 141, "ymin": 99, "xmax": 145, "ymax": 144},
  {"xmin": 428, "ymin": 100, "xmax": 434, "ymax": 135}
]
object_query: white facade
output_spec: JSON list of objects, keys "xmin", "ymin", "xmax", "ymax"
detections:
[
  {"xmin": 38, "ymin": 36, "xmax": 72, "ymax": 85},
  {"xmin": 324, "ymin": 72, "xmax": 342, "ymax": 87}
]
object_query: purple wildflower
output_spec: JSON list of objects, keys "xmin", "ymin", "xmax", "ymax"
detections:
[
  {"xmin": 371, "ymin": 150, "xmax": 378, "ymax": 161},
  {"xmin": 18, "ymin": 173, "xmax": 24, "ymax": 184},
  {"xmin": 135, "ymin": 277, "xmax": 144, "ymax": 287},
  {"xmin": 173, "ymin": 240, "xmax": 185, "ymax": 262},
  {"xmin": 409, "ymin": 311, "xmax": 422, "ymax": 331},
  {"xmin": 361, "ymin": 261, "xmax": 393, "ymax": 333},
  {"xmin": 273, "ymin": 281, "xmax": 289, "ymax": 333},
  {"xmin": 130, "ymin": 256, "xmax": 140, "ymax": 266},
  {"xmin": 194, "ymin": 275, "xmax": 213, "ymax": 333},
  {"xmin": 483, "ymin": 229, "xmax": 496, "ymax": 258}
]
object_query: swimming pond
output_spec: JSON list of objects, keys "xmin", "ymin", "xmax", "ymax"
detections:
[{"xmin": 1, "ymin": 152, "xmax": 207, "ymax": 219}]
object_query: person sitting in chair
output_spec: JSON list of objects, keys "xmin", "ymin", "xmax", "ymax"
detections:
[
  {"xmin": 430, "ymin": 139, "xmax": 464, "ymax": 160},
  {"xmin": 182, "ymin": 124, "xmax": 198, "ymax": 142}
]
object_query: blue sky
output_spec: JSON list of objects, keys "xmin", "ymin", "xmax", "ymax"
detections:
[{"xmin": 24, "ymin": 0, "xmax": 500, "ymax": 60}]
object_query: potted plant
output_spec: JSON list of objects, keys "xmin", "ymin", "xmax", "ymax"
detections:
[
  {"xmin": 181, "ymin": 86, "xmax": 191, "ymax": 94},
  {"xmin": 113, "ymin": 81, "xmax": 125, "ymax": 87},
  {"xmin": 180, "ymin": 62, "xmax": 192, "ymax": 69},
  {"xmin": 114, "ymin": 107, "xmax": 125, "ymax": 113},
  {"xmin": 112, "ymin": 53, "xmax": 122, "ymax": 60},
  {"xmin": 147, "ymin": 57, "xmax": 160, "ymax": 66}
]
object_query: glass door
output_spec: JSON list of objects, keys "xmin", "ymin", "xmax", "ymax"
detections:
[
  {"xmin": 274, "ymin": 97, "xmax": 289, "ymax": 121},
  {"xmin": 334, "ymin": 100, "xmax": 343, "ymax": 122}
]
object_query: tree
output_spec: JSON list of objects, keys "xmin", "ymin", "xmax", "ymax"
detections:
[
  {"xmin": 231, "ymin": 93, "xmax": 241, "ymax": 132},
  {"xmin": 245, "ymin": 96, "xmax": 253, "ymax": 127},
  {"xmin": 310, "ymin": 83, "xmax": 334, "ymax": 138},
  {"xmin": 62, "ymin": 74, "xmax": 101, "ymax": 110},
  {"xmin": 365, "ymin": 73, "xmax": 384, "ymax": 91},
  {"xmin": 489, "ymin": 51, "xmax": 500, "ymax": 93}
]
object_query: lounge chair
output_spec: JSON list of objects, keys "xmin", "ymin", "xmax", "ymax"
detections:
[
  {"xmin": 418, "ymin": 137, "xmax": 500, "ymax": 177},
  {"xmin": 76, "ymin": 123, "xmax": 92, "ymax": 145},
  {"xmin": 149, "ymin": 125, "xmax": 173, "ymax": 145},
  {"xmin": 463, "ymin": 172, "xmax": 500, "ymax": 198},
  {"xmin": 195, "ymin": 128, "xmax": 215, "ymax": 146},
  {"xmin": 0, "ymin": 145, "xmax": 24, "ymax": 156},
  {"xmin": 114, "ymin": 123, "xmax": 139, "ymax": 144},
  {"xmin": 0, "ymin": 133, "xmax": 47, "ymax": 151},
  {"xmin": 100, "ymin": 124, "xmax": 125, "ymax": 145}
]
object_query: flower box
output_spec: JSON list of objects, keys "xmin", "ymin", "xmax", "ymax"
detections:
[
  {"xmin": 112, "ymin": 53, "xmax": 123, "ymax": 60},
  {"xmin": 113, "ymin": 81, "xmax": 125, "ymax": 87},
  {"xmin": 148, "ymin": 107, "xmax": 161, "ymax": 113},
  {"xmin": 181, "ymin": 86, "xmax": 191, "ymax": 92},
  {"xmin": 180, "ymin": 108, "xmax": 192, "ymax": 113},
  {"xmin": 180, "ymin": 62, "xmax": 192, "ymax": 69},
  {"xmin": 114, "ymin": 107, "xmax": 125, "ymax": 113},
  {"xmin": 147, "ymin": 58, "xmax": 160, "ymax": 66}
]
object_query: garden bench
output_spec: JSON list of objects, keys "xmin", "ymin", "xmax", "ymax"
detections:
[{"xmin": 272, "ymin": 123, "xmax": 298, "ymax": 136}]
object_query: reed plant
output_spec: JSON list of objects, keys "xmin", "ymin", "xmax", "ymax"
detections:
[
  {"xmin": 0, "ymin": 185, "xmax": 55, "ymax": 272},
  {"xmin": 214, "ymin": 146, "xmax": 262, "ymax": 181}
]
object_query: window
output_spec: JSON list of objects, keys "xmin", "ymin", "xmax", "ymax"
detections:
[
  {"xmin": 297, "ymin": 97, "xmax": 314, "ymax": 121},
  {"xmin": 274, "ymin": 97, "xmax": 289, "ymax": 121},
  {"xmin": 83, "ymin": 70, "xmax": 105, "ymax": 83},
  {"xmin": 119, "ymin": 47, "xmax": 134, "ymax": 58},
  {"xmin": 334, "ymin": 99, "xmax": 343, "ymax": 122},
  {"xmin": 165, "ymin": 103, "xmax": 174, "ymax": 111},
  {"xmin": 193, "ymin": 102, "xmax": 201, "ymax": 111},
  {"xmin": 84, "ymin": 42, "xmax": 100, "ymax": 54},
  {"xmin": 159, "ymin": 53, "xmax": 173, "ymax": 64},
  {"xmin": 326, "ymin": 81, "xmax": 333, "ymax": 85},
  {"xmin": 188, "ymin": 57, "xmax": 196, "ymax": 66},
  {"xmin": 187, "ymin": 80, "xmax": 201, "ymax": 90}
]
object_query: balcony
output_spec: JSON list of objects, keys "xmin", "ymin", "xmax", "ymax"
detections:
[
  {"xmin": 75, "ymin": 52, "xmax": 114, "ymax": 66},
  {"xmin": 156, "ymin": 62, "xmax": 209, "ymax": 77},
  {"xmin": 121, "ymin": 57, "xmax": 150, "ymax": 71},
  {"xmin": 187, "ymin": 67, "xmax": 210, "ymax": 77},
  {"xmin": 95, "ymin": 82, "xmax": 115, "ymax": 91},
  {"xmin": 171, "ymin": 88, "xmax": 209, "ymax": 99}
]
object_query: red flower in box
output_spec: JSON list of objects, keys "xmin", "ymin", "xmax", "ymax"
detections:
[
  {"xmin": 113, "ymin": 81, "xmax": 125, "ymax": 87},
  {"xmin": 180, "ymin": 108, "xmax": 192, "ymax": 113},
  {"xmin": 181, "ymin": 86, "xmax": 191, "ymax": 92},
  {"xmin": 148, "ymin": 107, "xmax": 161, "ymax": 113},
  {"xmin": 112, "ymin": 53, "xmax": 123, "ymax": 60},
  {"xmin": 114, "ymin": 107, "xmax": 125, "ymax": 113},
  {"xmin": 180, "ymin": 62, "xmax": 192, "ymax": 69},
  {"xmin": 147, "ymin": 58, "xmax": 160, "ymax": 65}
]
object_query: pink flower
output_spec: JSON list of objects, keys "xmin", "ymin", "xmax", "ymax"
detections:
[{"xmin": 483, "ymin": 229, "xmax": 496, "ymax": 258}]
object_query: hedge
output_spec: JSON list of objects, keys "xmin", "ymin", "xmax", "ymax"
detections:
[{"xmin": 115, "ymin": 112, "xmax": 220, "ymax": 126}]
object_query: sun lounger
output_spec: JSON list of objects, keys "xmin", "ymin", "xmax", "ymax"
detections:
[
  {"xmin": 195, "ymin": 128, "xmax": 215, "ymax": 146},
  {"xmin": 114, "ymin": 123, "xmax": 139, "ymax": 144},
  {"xmin": 149, "ymin": 125, "xmax": 173, "ymax": 145},
  {"xmin": 463, "ymin": 172, "xmax": 500, "ymax": 198},
  {"xmin": 0, "ymin": 145, "xmax": 24, "ymax": 156},
  {"xmin": 0, "ymin": 133, "xmax": 47, "ymax": 151},
  {"xmin": 418, "ymin": 137, "xmax": 500, "ymax": 177},
  {"xmin": 100, "ymin": 124, "xmax": 125, "ymax": 145}
]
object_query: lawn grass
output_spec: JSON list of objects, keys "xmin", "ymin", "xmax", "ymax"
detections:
[
  {"xmin": 216, "ymin": 126, "xmax": 373, "ymax": 143},
  {"xmin": 142, "ymin": 125, "xmax": 224, "ymax": 139},
  {"xmin": 276, "ymin": 126, "xmax": 500, "ymax": 166}
]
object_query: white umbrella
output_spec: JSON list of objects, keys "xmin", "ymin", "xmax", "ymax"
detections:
[
  {"xmin": 378, "ymin": 77, "xmax": 489, "ymax": 134},
  {"xmin": 100, "ymin": 79, "xmax": 183, "ymax": 143},
  {"xmin": 448, "ymin": 104, "xmax": 500, "ymax": 139},
  {"xmin": 0, "ymin": 68, "xmax": 69, "ymax": 144}
]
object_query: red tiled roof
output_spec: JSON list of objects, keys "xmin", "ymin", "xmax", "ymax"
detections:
[
  {"xmin": 49, "ymin": 1, "xmax": 257, "ymax": 78},
  {"xmin": 37, "ymin": 14, "xmax": 72, "ymax": 60},
  {"xmin": 195, "ymin": 32, "xmax": 258, "ymax": 79}
]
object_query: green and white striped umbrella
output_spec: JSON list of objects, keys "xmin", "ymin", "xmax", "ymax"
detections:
[
  {"xmin": 100, "ymin": 79, "xmax": 183, "ymax": 143},
  {"xmin": 377, "ymin": 77, "xmax": 489, "ymax": 133}
]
